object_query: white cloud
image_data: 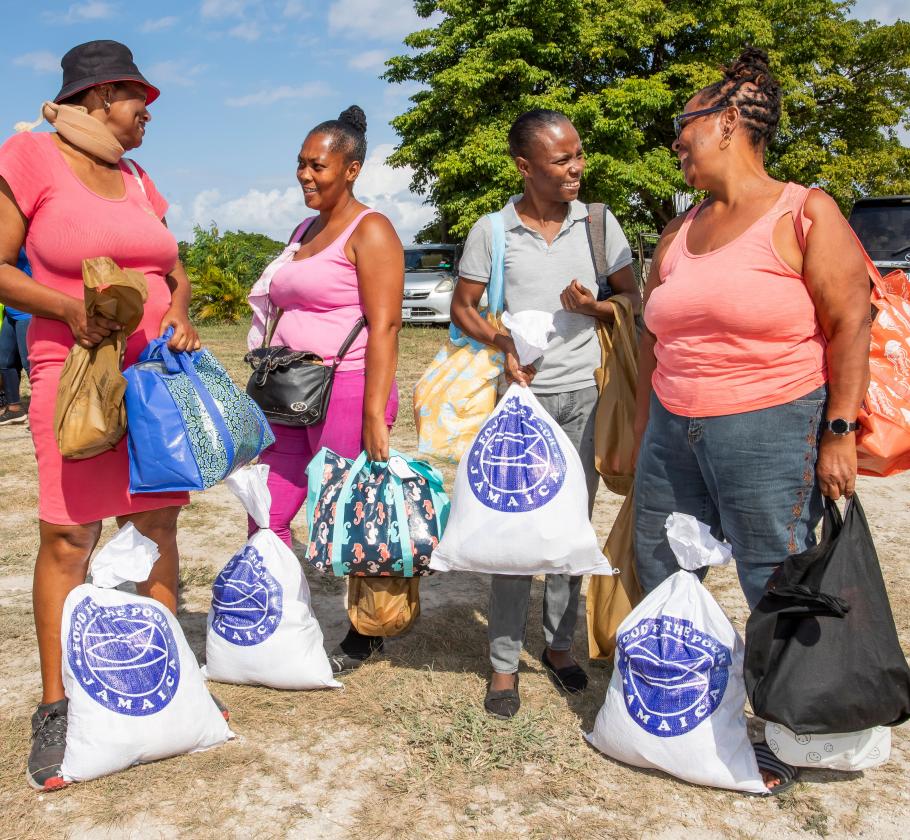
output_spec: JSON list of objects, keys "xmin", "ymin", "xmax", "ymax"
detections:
[
  {"xmin": 12, "ymin": 51, "xmax": 60, "ymax": 73},
  {"xmin": 179, "ymin": 144, "xmax": 431, "ymax": 244},
  {"xmin": 229, "ymin": 22, "xmax": 262, "ymax": 41},
  {"xmin": 348, "ymin": 48, "xmax": 390, "ymax": 71},
  {"xmin": 140, "ymin": 16, "xmax": 179, "ymax": 33},
  {"xmin": 282, "ymin": 0, "xmax": 310, "ymax": 19},
  {"xmin": 327, "ymin": 0, "xmax": 434, "ymax": 42},
  {"xmin": 44, "ymin": 1, "xmax": 116, "ymax": 24},
  {"xmin": 200, "ymin": 0, "xmax": 250, "ymax": 18},
  {"xmin": 146, "ymin": 60, "xmax": 207, "ymax": 88},
  {"xmin": 225, "ymin": 82, "xmax": 333, "ymax": 107}
]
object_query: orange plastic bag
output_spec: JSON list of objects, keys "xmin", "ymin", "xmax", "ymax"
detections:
[{"xmin": 857, "ymin": 265, "xmax": 910, "ymax": 477}]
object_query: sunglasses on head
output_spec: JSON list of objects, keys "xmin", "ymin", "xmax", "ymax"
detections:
[{"xmin": 672, "ymin": 104, "xmax": 728, "ymax": 137}]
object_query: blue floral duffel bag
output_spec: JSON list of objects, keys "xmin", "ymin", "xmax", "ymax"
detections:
[
  {"xmin": 305, "ymin": 448, "xmax": 450, "ymax": 577},
  {"xmin": 124, "ymin": 329, "xmax": 275, "ymax": 493}
]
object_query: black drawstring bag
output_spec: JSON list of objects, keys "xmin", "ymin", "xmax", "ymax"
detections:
[{"xmin": 745, "ymin": 493, "xmax": 910, "ymax": 735}]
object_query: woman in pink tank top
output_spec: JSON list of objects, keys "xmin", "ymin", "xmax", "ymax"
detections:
[
  {"xmin": 249, "ymin": 107, "xmax": 403, "ymax": 673},
  {"xmin": 633, "ymin": 49, "xmax": 871, "ymax": 792}
]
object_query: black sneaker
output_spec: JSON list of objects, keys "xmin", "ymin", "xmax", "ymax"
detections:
[
  {"xmin": 27, "ymin": 699, "xmax": 69, "ymax": 791},
  {"xmin": 0, "ymin": 405, "xmax": 27, "ymax": 425},
  {"xmin": 330, "ymin": 626, "xmax": 384, "ymax": 674}
]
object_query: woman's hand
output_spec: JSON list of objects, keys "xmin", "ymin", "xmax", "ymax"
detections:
[
  {"xmin": 495, "ymin": 334, "xmax": 536, "ymax": 387},
  {"xmin": 816, "ymin": 434, "xmax": 858, "ymax": 500},
  {"xmin": 65, "ymin": 298, "xmax": 122, "ymax": 348},
  {"xmin": 560, "ymin": 279, "xmax": 597, "ymax": 315},
  {"xmin": 159, "ymin": 305, "xmax": 201, "ymax": 352},
  {"xmin": 362, "ymin": 413, "xmax": 390, "ymax": 462}
]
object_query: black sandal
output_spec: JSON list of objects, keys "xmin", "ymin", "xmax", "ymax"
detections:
[
  {"xmin": 484, "ymin": 673, "xmax": 520, "ymax": 719},
  {"xmin": 752, "ymin": 741, "xmax": 800, "ymax": 795},
  {"xmin": 541, "ymin": 648, "xmax": 589, "ymax": 694}
]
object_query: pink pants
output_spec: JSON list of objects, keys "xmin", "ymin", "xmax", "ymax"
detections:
[{"xmin": 256, "ymin": 369, "xmax": 399, "ymax": 546}]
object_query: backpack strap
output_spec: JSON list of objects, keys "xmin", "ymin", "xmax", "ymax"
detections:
[
  {"xmin": 585, "ymin": 202, "xmax": 612, "ymax": 301},
  {"xmin": 122, "ymin": 158, "xmax": 147, "ymax": 197},
  {"xmin": 288, "ymin": 216, "xmax": 316, "ymax": 245}
]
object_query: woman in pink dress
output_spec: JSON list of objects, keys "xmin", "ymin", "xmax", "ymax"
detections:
[
  {"xmin": 0, "ymin": 40, "xmax": 198, "ymax": 790},
  {"xmin": 248, "ymin": 106, "xmax": 404, "ymax": 674}
]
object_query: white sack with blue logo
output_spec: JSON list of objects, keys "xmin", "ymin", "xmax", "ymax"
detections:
[
  {"xmin": 430, "ymin": 383, "xmax": 611, "ymax": 576},
  {"xmin": 60, "ymin": 524, "xmax": 233, "ymax": 783},
  {"xmin": 204, "ymin": 465, "xmax": 340, "ymax": 690},
  {"xmin": 585, "ymin": 514, "xmax": 767, "ymax": 794}
]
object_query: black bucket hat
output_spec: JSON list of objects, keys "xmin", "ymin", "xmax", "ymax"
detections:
[{"xmin": 53, "ymin": 40, "xmax": 159, "ymax": 105}]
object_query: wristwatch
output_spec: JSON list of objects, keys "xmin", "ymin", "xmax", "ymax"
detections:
[{"xmin": 823, "ymin": 418, "xmax": 859, "ymax": 436}]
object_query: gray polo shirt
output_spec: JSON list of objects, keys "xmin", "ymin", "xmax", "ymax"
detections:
[{"xmin": 459, "ymin": 197, "xmax": 633, "ymax": 394}]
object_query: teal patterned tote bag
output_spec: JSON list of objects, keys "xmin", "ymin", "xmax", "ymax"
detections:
[{"xmin": 124, "ymin": 328, "xmax": 275, "ymax": 492}]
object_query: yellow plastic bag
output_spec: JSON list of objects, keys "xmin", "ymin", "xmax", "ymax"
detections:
[
  {"xmin": 413, "ymin": 314, "xmax": 504, "ymax": 463},
  {"xmin": 586, "ymin": 488, "xmax": 643, "ymax": 660},
  {"xmin": 347, "ymin": 576, "xmax": 420, "ymax": 637},
  {"xmin": 593, "ymin": 296, "xmax": 638, "ymax": 496}
]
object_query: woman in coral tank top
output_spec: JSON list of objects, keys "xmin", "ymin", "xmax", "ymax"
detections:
[{"xmin": 634, "ymin": 49, "xmax": 871, "ymax": 791}]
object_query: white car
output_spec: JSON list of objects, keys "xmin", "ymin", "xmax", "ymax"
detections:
[{"xmin": 402, "ymin": 244, "xmax": 459, "ymax": 324}]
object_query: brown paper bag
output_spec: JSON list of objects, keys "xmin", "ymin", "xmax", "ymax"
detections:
[
  {"xmin": 346, "ymin": 576, "xmax": 420, "ymax": 637},
  {"xmin": 586, "ymin": 488, "xmax": 643, "ymax": 660},
  {"xmin": 54, "ymin": 257, "xmax": 147, "ymax": 460},
  {"xmin": 593, "ymin": 296, "xmax": 638, "ymax": 496}
]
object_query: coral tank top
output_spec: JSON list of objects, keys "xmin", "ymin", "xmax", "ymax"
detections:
[{"xmin": 645, "ymin": 182, "xmax": 827, "ymax": 417}]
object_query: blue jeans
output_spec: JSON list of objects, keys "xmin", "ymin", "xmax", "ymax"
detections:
[
  {"xmin": 634, "ymin": 385, "xmax": 827, "ymax": 609},
  {"xmin": 0, "ymin": 312, "xmax": 30, "ymax": 404},
  {"xmin": 488, "ymin": 385, "xmax": 599, "ymax": 673}
]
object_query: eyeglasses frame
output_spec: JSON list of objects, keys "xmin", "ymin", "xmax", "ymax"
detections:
[{"xmin": 672, "ymin": 103, "xmax": 730, "ymax": 137}]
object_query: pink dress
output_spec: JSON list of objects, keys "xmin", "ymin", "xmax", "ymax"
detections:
[{"xmin": 0, "ymin": 131, "xmax": 189, "ymax": 525}]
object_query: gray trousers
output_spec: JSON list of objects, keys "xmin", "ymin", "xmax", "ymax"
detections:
[{"xmin": 488, "ymin": 386, "xmax": 599, "ymax": 673}]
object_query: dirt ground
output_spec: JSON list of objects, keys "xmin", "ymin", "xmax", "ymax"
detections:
[{"xmin": 1, "ymin": 323, "xmax": 908, "ymax": 840}]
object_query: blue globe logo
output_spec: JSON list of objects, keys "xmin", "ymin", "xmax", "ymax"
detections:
[
  {"xmin": 467, "ymin": 396, "xmax": 566, "ymax": 512},
  {"xmin": 617, "ymin": 616, "xmax": 732, "ymax": 737},
  {"xmin": 211, "ymin": 545, "xmax": 283, "ymax": 647},
  {"xmin": 67, "ymin": 595, "xmax": 180, "ymax": 717}
]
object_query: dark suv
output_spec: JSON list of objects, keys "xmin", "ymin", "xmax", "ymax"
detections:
[{"xmin": 848, "ymin": 196, "xmax": 910, "ymax": 278}]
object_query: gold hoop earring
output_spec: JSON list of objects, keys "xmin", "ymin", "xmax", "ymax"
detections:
[{"xmin": 719, "ymin": 132, "xmax": 732, "ymax": 150}]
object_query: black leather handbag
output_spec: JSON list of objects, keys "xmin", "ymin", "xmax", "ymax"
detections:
[{"xmin": 244, "ymin": 311, "xmax": 366, "ymax": 427}]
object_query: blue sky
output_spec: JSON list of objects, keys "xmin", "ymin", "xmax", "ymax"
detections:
[{"xmin": 1, "ymin": 0, "xmax": 906, "ymax": 244}]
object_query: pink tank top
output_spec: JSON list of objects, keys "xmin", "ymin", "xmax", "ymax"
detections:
[
  {"xmin": 645, "ymin": 182, "xmax": 827, "ymax": 417},
  {"xmin": 268, "ymin": 208, "xmax": 376, "ymax": 371}
]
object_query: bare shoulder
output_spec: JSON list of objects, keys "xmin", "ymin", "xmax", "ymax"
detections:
[
  {"xmin": 352, "ymin": 211, "xmax": 401, "ymax": 248},
  {"xmin": 653, "ymin": 212, "xmax": 687, "ymax": 258},
  {"xmin": 802, "ymin": 188, "xmax": 843, "ymax": 224}
]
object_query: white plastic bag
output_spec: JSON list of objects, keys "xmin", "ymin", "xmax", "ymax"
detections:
[
  {"xmin": 430, "ymin": 383, "xmax": 611, "ymax": 576},
  {"xmin": 765, "ymin": 722, "xmax": 891, "ymax": 771},
  {"xmin": 585, "ymin": 514, "xmax": 767, "ymax": 794},
  {"xmin": 61, "ymin": 524, "xmax": 233, "ymax": 783},
  {"xmin": 501, "ymin": 310, "xmax": 555, "ymax": 366},
  {"xmin": 204, "ymin": 464, "xmax": 340, "ymax": 690}
]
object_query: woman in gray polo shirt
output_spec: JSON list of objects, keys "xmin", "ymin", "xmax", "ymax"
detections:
[{"xmin": 451, "ymin": 109, "xmax": 641, "ymax": 718}]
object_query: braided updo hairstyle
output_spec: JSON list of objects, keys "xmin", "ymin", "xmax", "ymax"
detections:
[
  {"xmin": 701, "ymin": 47, "xmax": 782, "ymax": 148},
  {"xmin": 308, "ymin": 105, "xmax": 367, "ymax": 164}
]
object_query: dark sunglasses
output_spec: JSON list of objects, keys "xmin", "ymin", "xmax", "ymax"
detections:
[{"xmin": 673, "ymin": 104, "xmax": 728, "ymax": 137}]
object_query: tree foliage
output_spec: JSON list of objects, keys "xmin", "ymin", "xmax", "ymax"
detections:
[
  {"xmin": 179, "ymin": 224, "xmax": 284, "ymax": 323},
  {"xmin": 385, "ymin": 0, "xmax": 910, "ymax": 240}
]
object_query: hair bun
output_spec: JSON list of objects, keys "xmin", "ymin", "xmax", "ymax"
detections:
[
  {"xmin": 726, "ymin": 47, "xmax": 773, "ymax": 84},
  {"xmin": 338, "ymin": 105, "xmax": 367, "ymax": 135}
]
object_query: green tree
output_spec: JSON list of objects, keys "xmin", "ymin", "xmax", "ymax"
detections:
[
  {"xmin": 188, "ymin": 263, "xmax": 251, "ymax": 325},
  {"xmin": 385, "ymin": 0, "xmax": 910, "ymax": 239},
  {"xmin": 179, "ymin": 224, "xmax": 284, "ymax": 289}
]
